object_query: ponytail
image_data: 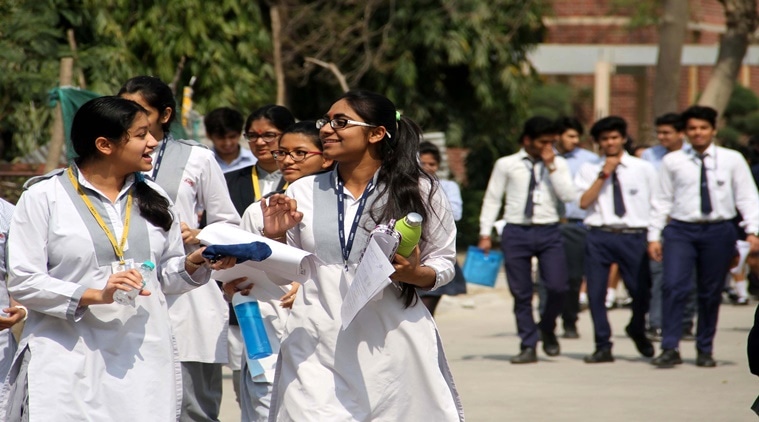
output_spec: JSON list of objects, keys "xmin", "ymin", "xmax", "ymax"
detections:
[{"xmin": 133, "ymin": 174, "xmax": 174, "ymax": 231}]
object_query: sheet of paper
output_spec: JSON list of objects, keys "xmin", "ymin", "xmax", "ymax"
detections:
[
  {"xmin": 341, "ymin": 238, "xmax": 395, "ymax": 329},
  {"xmin": 198, "ymin": 222, "xmax": 320, "ymax": 286}
]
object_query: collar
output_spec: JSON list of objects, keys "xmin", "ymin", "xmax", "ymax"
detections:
[
  {"xmin": 687, "ymin": 142, "xmax": 716, "ymax": 158},
  {"xmin": 73, "ymin": 164, "xmax": 135, "ymax": 202}
]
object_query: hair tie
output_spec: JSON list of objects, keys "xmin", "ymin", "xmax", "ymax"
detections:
[
  {"xmin": 395, "ymin": 111, "xmax": 401, "ymax": 122},
  {"xmin": 135, "ymin": 172, "xmax": 145, "ymax": 183}
]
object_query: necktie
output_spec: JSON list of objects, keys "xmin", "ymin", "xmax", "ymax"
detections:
[
  {"xmin": 699, "ymin": 154, "xmax": 712, "ymax": 214},
  {"xmin": 612, "ymin": 170, "xmax": 626, "ymax": 217},
  {"xmin": 524, "ymin": 160, "xmax": 537, "ymax": 218}
]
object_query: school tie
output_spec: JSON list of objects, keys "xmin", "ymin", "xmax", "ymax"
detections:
[
  {"xmin": 612, "ymin": 170, "xmax": 626, "ymax": 217},
  {"xmin": 524, "ymin": 160, "xmax": 537, "ymax": 218},
  {"xmin": 699, "ymin": 154, "xmax": 713, "ymax": 214}
]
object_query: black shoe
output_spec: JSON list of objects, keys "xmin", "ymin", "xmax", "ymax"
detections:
[
  {"xmin": 696, "ymin": 351, "xmax": 717, "ymax": 368},
  {"xmin": 651, "ymin": 349, "xmax": 682, "ymax": 368},
  {"xmin": 540, "ymin": 329, "xmax": 561, "ymax": 356},
  {"xmin": 626, "ymin": 326, "xmax": 655, "ymax": 358},
  {"xmin": 562, "ymin": 326, "xmax": 580, "ymax": 339},
  {"xmin": 645, "ymin": 327, "xmax": 662, "ymax": 342},
  {"xmin": 510, "ymin": 347, "xmax": 537, "ymax": 364},
  {"xmin": 584, "ymin": 349, "xmax": 614, "ymax": 363},
  {"xmin": 681, "ymin": 328, "xmax": 696, "ymax": 342}
]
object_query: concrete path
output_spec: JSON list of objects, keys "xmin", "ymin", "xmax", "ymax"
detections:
[{"xmin": 219, "ymin": 279, "xmax": 759, "ymax": 421}]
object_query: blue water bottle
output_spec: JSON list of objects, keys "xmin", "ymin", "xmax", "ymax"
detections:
[{"xmin": 232, "ymin": 293, "xmax": 272, "ymax": 359}]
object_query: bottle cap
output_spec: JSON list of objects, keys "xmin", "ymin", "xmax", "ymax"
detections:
[
  {"xmin": 405, "ymin": 212, "xmax": 423, "ymax": 227},
  {"xmin": 142, "ymin": 260, "xmax": 156, "ymax": 271}
]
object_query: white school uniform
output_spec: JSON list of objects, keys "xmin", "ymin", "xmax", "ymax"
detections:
[
  {"xmin": 0, "ymin": 199, "xmax": 16, "ymax": 383},
  {"xmin": 1, "ymin": 169, "xmax": 211, "ymax": 421},
  {"xmin": 268, "ymin": 170, "xmax": 464, "ymax": 422},
  {"xmin": 148, "ymin": 136, "xmax": 241, "ymax": 363}
]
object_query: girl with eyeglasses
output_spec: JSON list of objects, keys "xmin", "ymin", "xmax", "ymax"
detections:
[
  {"xmin": 224, "ymin": 105, "xmax": 295, "ymax": 217},
  {"xmin": 118, "ymin": 76, "xmax": 241, "ymax": 422},
  {"xmin": 261, "ymin": 90, "xmax": 463, "ymax": 421},
  {"xmin": 226, "ymin": 121, "xmax": 334, "ymax": 421}
]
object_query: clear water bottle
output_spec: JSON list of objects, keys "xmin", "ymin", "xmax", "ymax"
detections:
[
  {"xmin": 233, "ymin": 293, "xmax": 272, "ymax": 359},
  {"xmin": 114, "ymin": 260, "xmax": 155, "ymax": 306},
  {"xmin": 394, "ymin": 212, "xmax": 423, "ymax": 257}
]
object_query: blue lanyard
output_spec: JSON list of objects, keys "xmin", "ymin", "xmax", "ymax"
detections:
[
  {"xmin": 151, "ymin": 135, "xmax": 170, "ymax": 179},
  {"xmin": 336, "ymin": 174, "xmax": 375, "ymax": 269}
]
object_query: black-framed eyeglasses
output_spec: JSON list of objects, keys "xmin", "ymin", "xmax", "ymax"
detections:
[
  {"xmin": 244, "ymin": 132, "xmax": 281, "ymax": 143},
  {"xmin": 271, "ymin": 150, "xmax": 323, "ymax": 162},
  {"xmin": 315, "ymin": 118, "xmax": 377, "ymax": 130}
]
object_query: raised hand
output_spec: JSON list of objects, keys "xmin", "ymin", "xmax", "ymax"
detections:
[{"xmin": 261, "ymin": 193, "xmax": 303, "ymax": 239}]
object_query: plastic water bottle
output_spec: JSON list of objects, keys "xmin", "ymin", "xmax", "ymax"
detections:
[
  {"xmin": 114, "ymin": 260, "xmax": 155, "ymax": 306},
  {"xmin": 394, "ymin": 212, "xmax": 423, "ymax": 257},
  {"xmin": 232, "ymin": 293, "xmax": 272, "ymax": 359}
]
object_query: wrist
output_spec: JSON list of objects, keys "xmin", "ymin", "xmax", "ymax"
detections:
[
  {"xmin": 479, "ymin": 235, "xmax": 491, "ymax": 239},
  {"xmin": 597, "ymin": 170, "xmax": 610, "ymax": 180},
  {"xmin": 263, "ymin": 227, "xmax": 286, "ymax": 240},
  {"xmin": 185, "ymin": 255, "xmax": 205, "ymax": 270}
]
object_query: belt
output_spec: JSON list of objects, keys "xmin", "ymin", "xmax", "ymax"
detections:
[{"xmin": 591, "ymin": 226, "xmax": 647, "ymax": 234}]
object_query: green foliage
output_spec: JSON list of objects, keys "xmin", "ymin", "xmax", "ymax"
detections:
[
  {"xmin": 527, "ymin": 83, "xmax": 573, "ymax": 120},
  {"xmin": 718, "ymin": 85, "xmax": 759, "ymax": 150},
  {"xmin": 724, "ymin": 85, "xmax": 759, "ymax": 119}
]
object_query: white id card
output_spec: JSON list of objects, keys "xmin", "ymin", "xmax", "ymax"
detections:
[
  {"xmin": 532, "ymin": 190, "xmax": 543, "ymax": 205},
  {"xmin": 111, "ymin": 258, "xmax": 135, "ymax": 274}
]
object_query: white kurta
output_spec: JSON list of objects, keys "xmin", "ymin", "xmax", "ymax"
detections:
[
  {"xmin": 0, "ymin": 199, "xmax": 16, "ymax": 383},
  {"xmin": 150, "ymin": 138, "xmax": 241, "ymax": 363},
  {"xmin": 1, "ymin": 170, "xmax": 211, "ymax": 421},
  {"xmin": 269, "ymin": 171, "xmax": 464, "ymax": 421}
]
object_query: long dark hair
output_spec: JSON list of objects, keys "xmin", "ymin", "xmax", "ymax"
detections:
[
  {"xmin": 339, "ymin": 90, "xmax": 438, "ymax": 307},
  {"xmin": 71, "ymin": 96, "xmax": 174, "ymax": 231},
  {"xmin": 117, "ymin": 76, "xmax": 176, "ymax": 135}
]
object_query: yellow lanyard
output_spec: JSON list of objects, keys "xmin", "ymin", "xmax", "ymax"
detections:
[
  {"xmin": 67, "ymin": 167, "xmax": 133, "ymax": 264},
  {"xmin": 251, "ymin": 165, "xmax": 289, "ymax": 199},
  {"xmin": 251, "ymin": 165, "xmax": 262, "ymax": 200}
]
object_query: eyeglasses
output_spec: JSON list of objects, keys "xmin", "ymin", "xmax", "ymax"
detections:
[
  {"xmin": 315, "ymin": 118, "xmax": 377, "ymax": 130},
  {"xmin": 244, "ymin": 132, "xmax": 281, "ymax": 143},
  {"xmin": 271, "ymin": 150, "xmax": 323, "ymax": 162}
]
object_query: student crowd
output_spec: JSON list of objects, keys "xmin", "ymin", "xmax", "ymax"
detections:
[
  {"xmin": 0, "ymin": 72, "xmax": 752, "ymax": 422},
  {"xmin": 478, "ymin": 106, "xmax": 759, "ymax": 368}
]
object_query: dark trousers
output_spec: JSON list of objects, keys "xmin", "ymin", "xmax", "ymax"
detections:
[
  {"xmin": 585, "ymin": 229, "xmax": 650, "ymax": 351},
  {"xmin": 649, "ymin": 257, "xmax": 697, "ymax": 331},
  {"xmin": 661, "ymin": 220, "xmax": 738, "ymax": 353},
  {"xmin": 501, "ymin": 224, "xmax": 568, "ymax": 349},
  {"xmin": 537, "ymin": 222, "xmax": 587, "ymax": 328}
]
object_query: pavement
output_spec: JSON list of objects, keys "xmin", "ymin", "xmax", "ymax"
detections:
[{"xmin": 219, "ymin": 274, "xmax": 759, "ymax": 422}]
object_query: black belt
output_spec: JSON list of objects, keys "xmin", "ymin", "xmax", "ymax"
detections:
[{"xmin": 591, "ymin": 226, "xmax": 647, "ymax": 234}]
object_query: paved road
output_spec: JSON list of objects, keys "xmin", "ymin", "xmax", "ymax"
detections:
[{"xmin": 219, "ymin": 279, "xmax": 759, "ymax": 421}]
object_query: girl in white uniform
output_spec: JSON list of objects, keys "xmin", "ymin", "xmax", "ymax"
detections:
[
  {"xmin": 230, "ymin": 121, "xmax": 334, "ymax": 421},
  {"xmin": 0, "ymin": 97, "xmax": 234, "ymax": 421},
  {"xmin": 261, "ymin": 91, "xmax": 464, "ymax": 421},
  {"xmin": 119, "ymin": 76, "xmax": 240, "ymax": 421}
]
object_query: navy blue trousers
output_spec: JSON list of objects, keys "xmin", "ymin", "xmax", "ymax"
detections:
[
  {"xmin": 501, "ymin": 224, "xmax": 568, "ymax": 349},
  {"xmin": 585, "ymin": 229, "xmax": 650, "ymax": 351},
  {"xmin": 661, "ymin": 220, "xmax": 738, "ymax": 353}
]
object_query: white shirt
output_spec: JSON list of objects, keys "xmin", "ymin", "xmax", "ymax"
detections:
[
  {"xmin": 576, "ymin": 153, "xmax": 657, "ymax": 228},
  {"xmin": 256, "ymin": 165, "xmax": 284, "ymax": 196},
  {"xmin": 562, "ymin": 147, "xmax": 599, "ymax": 220},
  {"xmin": 214, "ymin": 146, "xmax": 257, "ymax": 174},
  {"xmin": 5, "ymin": 171, "xmax": 210, "ymax": 421},
  {"xmin": 270, "ymin": 171, "xmax": 462, "ymax": 421},
  {"xmin": 0, "ymin": 199, "xmax": 15, "ymax": 384},
  {"xmin": 149, "ymin": 142, "xmax": 241, "ymax": 363},
  {"xmin": 479, "ymin": 149, "xmax": 576, "ymax": 236},
  {"xmin": 641, "ymin": 142, "xmax": 693, "ymax": 171},
  {"xmin": 648, "ymin": 143, "xmax": 759, "ymax": 242},
  {"xmin": 439, "ymin": 179, "xmax": 463, "ymax": 221}
]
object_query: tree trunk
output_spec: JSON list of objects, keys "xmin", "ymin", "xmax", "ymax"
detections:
[
  {"xmin": 45, "ymin": 58, "xmax": 73, "ymax": 172},
  {"xmin": 271, "ymin": 5, "xmax": 286, "ymax": 106},
  {"xmin": 652, "ymin": 0, "xmax": 688, "ymax": 119},
  {"xmin": 698, "ymin": 0, "xmax": 758, "ymax": 117}
]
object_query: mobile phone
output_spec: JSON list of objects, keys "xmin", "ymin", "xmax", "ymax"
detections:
[{"xmin": 365, "ymin": 223, "xmax": 400, "ymax": 262}]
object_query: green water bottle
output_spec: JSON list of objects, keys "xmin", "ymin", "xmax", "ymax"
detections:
[{"xmin": 394, "ymin": 212, "xmax": 423, "ymax": 257}]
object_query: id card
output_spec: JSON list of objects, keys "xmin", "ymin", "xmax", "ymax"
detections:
[
  {"xmin": 110, "ymin": 258, "xmax": 135, "ymax": 274},
  {"xmin": 532, "ymin": 190, "xmax": 543, "ymax": 205}
]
